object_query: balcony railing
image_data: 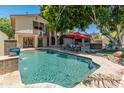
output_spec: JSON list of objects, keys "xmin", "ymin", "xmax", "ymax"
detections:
[
  {"xmin": 33, "ymin": 29, "xmax": 40, "ymax": 35},
  {"xmin": 43, "ymin": 31, "xmax": 48, "ymax": 36},
  {"xmin": 33, "ymin": 29, "xmax": 48, "ymax": 36}
]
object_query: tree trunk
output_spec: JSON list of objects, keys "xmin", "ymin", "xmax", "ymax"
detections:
[
  {"xmin": 56, "ymin": 32, "xmax": 61, "ymax": 45},
  {"xmin": 54, "ymin": 31, "xmax": 57, "ymax": 46},
  {"xmin": 116, "ymin": 25, "xmax": 123, "ymax": 49},
  {"xmin": 105, "ymin": 35, "xmax": 117, "ymax": 45}
]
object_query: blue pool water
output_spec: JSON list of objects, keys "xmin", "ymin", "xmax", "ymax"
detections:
[{"xmin": 19, "ymin": 49, "xmax": 99, "ymax": 87}]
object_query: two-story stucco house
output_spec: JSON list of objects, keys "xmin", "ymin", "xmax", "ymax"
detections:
[{"xmin": 10, "ymin": 14, "xmax": 57, "ymax": 48}]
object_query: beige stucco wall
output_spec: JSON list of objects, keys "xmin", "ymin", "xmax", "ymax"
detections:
[
  {"xmin": 15, "ymin": 34, "xmax": 23, "ymax": 48},
  {"xmin": 13, "ymin": 15, "xmax": 49, "ymax": 48},
  {"xmin": 15, "ymin": 34, "xmax": 48, "ymax": 48},
  {"xmin": 43, "ymin": 36, "xmax": 47, "ymax": 47},
  {"xmin": 15, "ymin": 15, "xmax": 48, "ymax": 34},
  {"xmin": 15, "ymin": 34, "xmax": 37, "ymax": 48},
  {"xmin": 0, "ymin": 31, "xmax": 8, "ymax": 56},
  {"xmin": 15, "ymin": 16, "xmax": 33, "ymax": 34},
  {"xmin": 63, "ymin": 38, "xmax": 74, "ymax": 45}
]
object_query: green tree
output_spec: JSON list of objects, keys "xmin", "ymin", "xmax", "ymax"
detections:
[
  {"xmin": 84, "ymin": 6, "xmax": 124, "ymax": 48},
  {"xmin": 0, "ymin": 18, "xmax": 14, "ymax": 39},
  {"xmin": 40, "ymin": 5, "xmax": 92, "ymax": 45},
  {"xmin": 41, "ymin": 5, "xmax": 91, "ymax": 33},
  {"xmin": 41, "ymin": 5, "xmax": 124, "ymax": 48}
]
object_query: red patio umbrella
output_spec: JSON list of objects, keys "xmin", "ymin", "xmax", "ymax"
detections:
[{"xmin": 64, "ymin": 32, "xmax": 91, "ymax": 41}]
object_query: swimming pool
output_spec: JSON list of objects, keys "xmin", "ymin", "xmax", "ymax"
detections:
[{"xmin": 19, "ymin": 49, "xmax": 99, "ymax": 87}]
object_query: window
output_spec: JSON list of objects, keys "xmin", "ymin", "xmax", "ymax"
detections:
[
  {"xmin": 23, "ymin": 37, "xmax": 34, "ymax": 48},
  {"xmin": 39, "ymin": 23, "xmax": 44, "ymax": 30},
  {"xmin": 33, "ymin": 21, "xmax": 44, "ymax": 30},
  {"xmin": 33, "ymin": 21, "xmax": 39, "ymax": 29}
]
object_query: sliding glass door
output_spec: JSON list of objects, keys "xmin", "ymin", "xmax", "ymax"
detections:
[{"xmin": 23, "ymin": 37, "xmax": 34, "ymax": 48}]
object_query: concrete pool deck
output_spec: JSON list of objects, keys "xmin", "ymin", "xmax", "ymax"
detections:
[{"xmin": 0, "ymin": 48, "xmax": 124, "ymax": 88}]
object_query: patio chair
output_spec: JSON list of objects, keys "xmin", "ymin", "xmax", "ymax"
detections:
[
  {"xmin": 61, "ymin": 44, "xmax": 66, "ymax": 49},
  {"xmin": 84, "ymin": 49, "xmax": 96, "ymax": 54},
  {"xmin": 69, "ymin": 44, "xmax": 76, "ymax": 51},
  {"xmin": 74, "ymin": 45, "xmax": 81, "ymax": 52}
]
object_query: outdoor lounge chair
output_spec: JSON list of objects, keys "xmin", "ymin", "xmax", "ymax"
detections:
[
  {"xmin": 74, "ymin": 45, "xmax": 81, "ymax": 52},
  {"xmin": 84, "ymin": 49, "xmax": 96, "ymax": 54}
]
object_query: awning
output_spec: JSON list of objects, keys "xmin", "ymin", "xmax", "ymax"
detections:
[{"xmin": 63, "ymin": 32, "xmax": 91, "ymax": 41}]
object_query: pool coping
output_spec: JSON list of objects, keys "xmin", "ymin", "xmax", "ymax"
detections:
[
  {"xmin": 0, "ymin": 55, "xmax": 19, "ymax": 61},
  {"xmin": 37, "ymin": 48, "xmax": 124, "ymax": 77},
  {"xmin": 21, "ymin": 47, "xmax": 124, "ymax": 75},
  {"xmin": 21, "ymin": 48, "xmax": 100, "ymax": 88},
  {"xmin": 1, "ymin": 47, "xmax": 124, "ymax": 88}
]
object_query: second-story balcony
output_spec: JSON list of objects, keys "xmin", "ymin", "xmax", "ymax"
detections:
[
  {"xmin": 33, "ymin": 29, "xmax": 48, "ymax": 36},
  {"xmin": 33, "ymin": 29, "xmax": 41, "ymax": 35}
]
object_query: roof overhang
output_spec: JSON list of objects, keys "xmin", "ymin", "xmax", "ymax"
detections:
[{"xmin": 10, "ymin": 14, "xmax": 48, "ymax": 29}]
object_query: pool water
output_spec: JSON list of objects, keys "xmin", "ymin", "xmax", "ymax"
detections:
[{"xmin": 19, "ymin": 49, "xmax": 99, "ymax": 87}]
